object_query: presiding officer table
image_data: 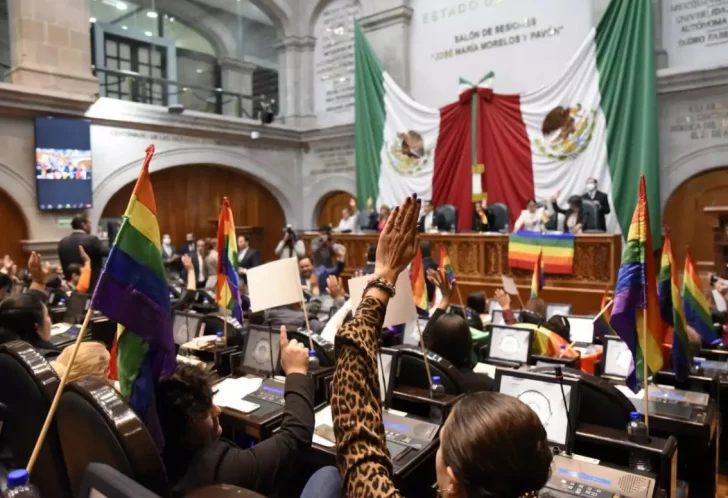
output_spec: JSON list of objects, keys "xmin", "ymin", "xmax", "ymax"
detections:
[{"xmin": 303, "ymin": 233, "xmax": 621, "ymax": 315}]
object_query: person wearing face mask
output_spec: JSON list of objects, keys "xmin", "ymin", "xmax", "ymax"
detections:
[
  {"xmin": 582, "ymin": 177, "xmax": 610, "ymax": 231},
  {"xmin": 513, "ymin": 199, "xmax": 550, "ymax": 233},
  {"xmin": 161, "ymin": 234, "xmax": 180, "ymax": 274},
  {"xmin": 179, "ymin": 233, "xmax": 197, "ymax": 257},
  {"xmin": 550, "ymin": 193, "xmax": 588, "ymax": 234},
  {"xmin": 155, "ymin": 326, "xmax": 315, "ymax": 497}
]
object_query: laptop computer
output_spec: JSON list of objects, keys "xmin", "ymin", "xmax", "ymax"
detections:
[
  {"xmin": 486, "ymin": 325, "xmax": 533, "ymax": 368},
  {"xmin": 566, "ymin": 315, "xmax": 596, "ymax": 352}
]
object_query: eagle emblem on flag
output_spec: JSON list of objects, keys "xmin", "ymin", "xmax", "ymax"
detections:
[
  {"xmin": 534, "ymin": 104, "xmax": 597, "ymax": 161},
  {"xmin": 386, "ymin": 130, "xmax": 432, "ymax": 176}
]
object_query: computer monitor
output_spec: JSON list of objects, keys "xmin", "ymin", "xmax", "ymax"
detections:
[
  {"xmin": 490, "ymin": 309, "xmax": 520, "ymax": 326},
  {"xmin": 603, "ymin": 335, "xmax": 632, "ymax": 378},
  {"xmin": 64, "ymin": 292, "xmax": 90, "ymax": 323},
  {"xmin": 172, "ymin": 311, "xmax": 201, "ymax": 346},
  {"xmin": 546, "ymin": 303, "xmax": 572, "ymax": 319},
  {"xmin": 495, "ymin": 369, "xmax": 579, "ymax": 449},
  {"xmin": 243, "ymin": 325, "xmax": 281, "ymax": 376},
  {"xmin": 377, "ymin": 347, "xmax": 398, "ymax": 405},
  {"xmin": 488, "ymin": 325, "xmax": 533, "ymax": 365},
  {"xmin": 567, "ymin": 315, "xmax": 595, "ymax": 344}
]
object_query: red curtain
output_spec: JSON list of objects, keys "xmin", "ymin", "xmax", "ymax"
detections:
[
  {"xmin": 478, "ymin": 90, "xmax": 534, "ymax": 227},
  {"xmin": 432, "ymin": 95, "xmax": 473, "ymax": 232}
]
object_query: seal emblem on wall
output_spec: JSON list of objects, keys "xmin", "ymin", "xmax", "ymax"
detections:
[
  {"xmin": 386, "ymin": 130, "xmax": 432, "ymax": 176},
  {"xmin": 534, "ymin": 104, "xmax": 597, "ymax": 161}
]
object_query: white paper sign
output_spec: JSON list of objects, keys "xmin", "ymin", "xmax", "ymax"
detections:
[
  {"xmin": 348, "ymin": 271, "xmax": 418, "ymax": 327},
  {"xmin": 247, "ymin": 258, "xmax": 302, "ymax": 312},
  {"xmin": 501, "ymin": 275, "xmax": 519, "ymax": 296}
]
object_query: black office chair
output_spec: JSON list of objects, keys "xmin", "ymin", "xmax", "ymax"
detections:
[
  {"xmin": 581, "ymin": 200, "xmax": 603, "ymax": 232},
  {"xmin": 286, "ymin": 329, "xmax": 335, "ymax": 367},
  {"xmin": 489, "ymin": 203, "xmax": 510, "ymax": 232},
  {"xmin": 56, "ymin": 377, "xmax": 168, "ymax": 496},
  {"xmin": 77, "ymin": 463, "xmax": 162, "ymax": 498},
  {"xmin": 437, "ymin": 204, "xmax": 458, "ymax": 232},
  {"xmin": 531, "ymin": 366, "xmax": 633, "ymax": 430},
  {"xmin": 0, "ymin": 341, "xmax": 72, "ymax": 498},
  {"xmin": 392, "ymin": 346, "xmax": 467, "ymax": 395}
]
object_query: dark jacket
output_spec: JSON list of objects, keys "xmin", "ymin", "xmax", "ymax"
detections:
[
  {"xmin": 57, "ymin": 231, "xmax": 106, "ymax": 291},
  {"xmin": 179, "ymin": 242, "xmax": 197, "ymax": 256},
  {"xmin": 167, "ymin": 374, "xmax": 315, "ymax": 497},
  {"xmin": 422, "ymin": 308, "xmax": 493, "ymax": 393},
  {"xmin": 237, "ymin": 247, "xmax": 261, "ymax": 270},
  {"xmin": 582, "ymin": 190, "xmax": 611, "ymax": 230},
  {"xmin": 418, "ymin": 212, "xmax": 448, "ymax": 233},
  {"xmin": 551, "ymin": 201, "xmax": 589, "ymax": 233},
  {"xmin": 267, "ymin": 306, "xmax": 324, "ymax": 334}
]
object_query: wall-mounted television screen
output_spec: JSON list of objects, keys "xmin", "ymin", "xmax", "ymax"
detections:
[{"xmin": 35, "ymin": 117, "xmax": 93, "ymax": 210}]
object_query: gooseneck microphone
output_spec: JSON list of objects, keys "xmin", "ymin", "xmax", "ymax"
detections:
[{"xmin": 554, "ymin": 366, "xmax": 573, "ymax": 456}]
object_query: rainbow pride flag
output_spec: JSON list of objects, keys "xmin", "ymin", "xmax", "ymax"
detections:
[
  {"xmin": 593, "ymin": 287, "xmax": 614, "ymax": 342},
  {"xmin": 438, "ymin": 244, "xmax": 456, "ymax": 284},
  {"xmin": 216, "ymin": 197, "xmax": 243, "ymax": 323},
  {"xmin": 659, "ymin": 233, "xmax": 691, "ymax": 381},
  {"xmin": 411, "ymin": 246, "xmax": 429, "ymax": 315},
  {"xmin": 530, "ymin": 250, "xmax": 544, "ymax": 299},
  {"xmin": 91, "ymin": 145, "xmax": 175, "ymax": 447},
  {"xmin": 609, "ymin": 176, "xmax": 663, "ymax": 393},
  {"xmin": 508, "ymin": 231, "xmax": 575, "ymax": 274},
  {"xmin": 683, "ymin": 248, "xmax": 718, "ymax": 344}
]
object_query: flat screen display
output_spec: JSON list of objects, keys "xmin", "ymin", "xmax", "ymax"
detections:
[
  {"xmin": 489, "ymin": 325, "xmax": 531, "ymax": 364},
  {"xmin": 567, "ymin": 316, "xmax": 595, "ymax": 344},
  {"xmin": 604, "ymin": 337, "xmax": 632, "ymax": 378},
  {"xmin": 244, "ymin": 327, "xmax": 281, "ymax": 375},
  {"xmin": 35, "ymin": 117, "xmax": 92, "ymax": 210}
]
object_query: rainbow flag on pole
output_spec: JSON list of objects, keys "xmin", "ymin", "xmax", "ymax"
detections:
[
  {"xmin": 438, "ymin": 244, "xmax": 456, "ymax": 284},
  {"xmin": 91, "ymin": 145, "xmax": 175, "ymax": 447},
  {"xmin": 216, "ymin": 197, "xmax": 243, "ymax": 322},
  {"xmin": 411, "ymin": 246, "xmax": 429, "ymax": 315},
  {"xmin": 683, "ymin": 248, "xmax": 718, "ymax": 344},
  {"xmin": 508, "ymin": 231, "xmax": 575, "ymax": 274},
  {"xmin": 609, "ymin": 176, "xmax": 663, "ymax": 393},
  {"xmin": 658, "ymin": 233, "xmax": 691, "ymax": 380},
  {"xmin": 530, "ymin": 250, "xmax": 544, "ymax": 300}
]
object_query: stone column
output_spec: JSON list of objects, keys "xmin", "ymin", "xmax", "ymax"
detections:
[
  {"xmin": 274, "ymin": 35, "xmax": 316, "ymax": 127},
  {"xmin": 359, "ymin": 5, "xmax": 413, "ymax": 92},
  {"xmin": 653, "ymin": 0, "xmax": 668, "ymax": 69},
  {"xmin": 219, "ymin": 57, "xmax": 257, "ymax": 118},
  {"xmin": 6, "ymin": 0, "xmax": 97, "ymax": 97}
]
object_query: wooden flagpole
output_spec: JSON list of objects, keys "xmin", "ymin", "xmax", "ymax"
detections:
[
  {"xmin": 27, "ymin": 307, "xmax": 94, "ymax": 473},
  {"xmin": 223, "ymin": 304, "xmax": 228, "ymax": 346}
]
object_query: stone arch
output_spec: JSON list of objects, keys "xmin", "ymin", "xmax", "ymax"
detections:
[
  {"xmin": 304, "ymin": 174, "xmax": 357, "ymax": 226},
  {"xmin": 248, "ymin": 0, "xmax": 294, "ymax": 37},
  {"xmin": 0, "ymin": 162, "xmax": 34, "ymax": 234},
  {"xmin": 91, "ymin": 147, "xmax": 297, "ymax": 231},
  {"xmin": 660, "ymin": 143, "xmax": 728, "ymax": 212},
  {"xmin": 304, "ymin": 0, "xmax": 372, "ymax": 38},
  {"xmin": 156, "ymin": 0, "xmax": 237, "ymax": 58}
]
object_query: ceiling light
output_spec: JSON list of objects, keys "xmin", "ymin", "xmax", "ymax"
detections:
[
  {"xmin": 147, "ymin": 11, "xmax": 158, "ymax": 18},
  {"xmin": 89, "ymin": 17, "xmax": 97, "ymax": 23},
  {"xmin": 169, "ymin": 17, "xmax": 175, "ymax": 22},
  {"xmin": 116, "ymin": 1, "xmax": 127, "ymax": 10},
  {"xmin": 144, "ymin": 31, "xmax": 152, "ymax": 36},
  {"xmin": 196, "ymin": 69, "xmax": 203, "ymax": 74},
  {"xmin": 121, "ymin": 25, "xmax": 128, "ymax": 30}
]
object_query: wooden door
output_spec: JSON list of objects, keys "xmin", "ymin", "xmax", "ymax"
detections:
[
  {"xmin": 664, "ymin": 167, "xmax": 728, "ymax": 271},
  {"xmin": 102, "ymin": 165, "xmax": 285, "ymax": 262},
  {"xmin": 0, "ymin": 188, "xmax": 29, "ymax": 268},
  {"xmin": 317, "ymin": 191, "xmax": 354, "ymax": 228}
]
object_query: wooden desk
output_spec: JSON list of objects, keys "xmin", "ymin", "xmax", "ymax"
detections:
[{"xmin": 304, "ymin": 233, "xmax": 621, "ymax": 314}]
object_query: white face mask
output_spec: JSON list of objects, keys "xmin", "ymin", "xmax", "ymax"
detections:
[
  {"xmin": 586, "ymin": 182, "xmax": 596, "ymax": 192},
  {"xmin": 162, "ymin": 237, "xmax": 171, "ymax": 245}
]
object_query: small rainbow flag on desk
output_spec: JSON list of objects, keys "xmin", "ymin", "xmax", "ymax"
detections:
[
  {"xmin": 530, "ymin": 250, "xmax": 544, "ymax": 300},
  {"xmin": 411, "ymin": 246, "xmax": 429, "ymax": 315},
  {"xmin": 609, "ymin": 176, "xmax": 663, "ymax": 393},
  {"xmin": 659, "ymin": 232, "xmax": 691, "ymax": 381},
  {"xmin": 216, "ymin": 197, "xmax": 243, "ymax": 323},
  {"xmin": 91, "ymin": 145, "xmax": 175, "ymax": 447},
  {"xmin": 683, "ymin": 248, "xmax": 718, "ymax": 345},
  {"xmin": 438, "ymin": 244, "xmax": 456, "ymax": 284}
]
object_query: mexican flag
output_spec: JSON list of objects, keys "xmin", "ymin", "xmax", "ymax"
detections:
[{"xmin": 355, "ymin": 0, "xmax": 660, "ymax": 241}]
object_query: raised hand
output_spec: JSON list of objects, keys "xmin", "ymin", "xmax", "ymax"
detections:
[
  {"xmin": 1, "ymin": 255, "xmax": 12, "ymax": 273},
  {"xmin": 181, "ymin": 254, "xmax": 193, "ymax": 271},
  {"xmin": 427, "ymin": 268, "xmax": 452, "ymax": 300},
  {"xmin": 326, "ymin": 275, "xmax": 346, "ymax": 300},
  {"xmin": 375, "ymin": 194, "xmax": 421, "ymax": 283},
  {"xmin": 279, "ymin": 325, "xmax": 309, "ymax": 376},
  {"xmin": 494, "ymin": 288, "xmax": 511, "ymax": 311},
  {"xmin": 79, "ymin": 245, "xmax": 90, "ymax": 265},
  {"xmin": 28, "ymin": 252, "xmax": 49, "ymax": 284}
]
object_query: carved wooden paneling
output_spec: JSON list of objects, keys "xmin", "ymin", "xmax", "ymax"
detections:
[{"xmin": 303, "ymin": 232, "xmax": 622, "ymax": 314}]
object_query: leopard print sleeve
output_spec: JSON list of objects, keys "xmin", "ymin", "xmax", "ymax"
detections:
[{"xmin": 332, "ymin": 295, "xmax": 402, "ymax": 498}]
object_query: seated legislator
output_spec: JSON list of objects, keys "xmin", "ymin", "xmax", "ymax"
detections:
[
  {"xmin": 550, "ymin": 193, "xmax": 588, "ymax": 234},
  {"xmin": 0, "ymin": 292, "xmax": 58, "ymax": 359},
  {"xmin": 418, "ymin": 200, "xmax": 447, "ymax": 233},
  {"xmin": 335, "ymin": 198, "xmax": 360, "ymax": 233},
  {"xmin": 513, "ymin": 199, "xmax": 549, "ymax": 233},
  {"xmin": 364, "ymin": 197, "xmax": 391, "ymax": 232},
  {"xmin": 51, "ymin": 342, "xmax": 110, "ymax": 383},
  {"xmin": 423, "ymin": 269, "xmax": 493, "ymax": 392},
  {"xmin": 156, "ymin": 328, "xmax": 315, "ymax": 497},
  {"xmin": 331, "ymin": 195, "xmax": 553, "ymax": 497}
]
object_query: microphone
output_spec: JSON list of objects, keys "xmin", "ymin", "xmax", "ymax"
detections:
[
  {"xmin": 554, "ymin": 366, "xmax": 573, "ymax": 456},
  {"xmin": 266, "ymin": 319, "xmax": 275, "ymax": 378}
]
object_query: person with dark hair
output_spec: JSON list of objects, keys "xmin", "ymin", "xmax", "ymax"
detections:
[
  {"xmin": 418, "ymin": 200, "xmax": 446, "ymax": 233},
  {"xmin": 311, "ymin": 227, "xmax": 335, "ymax": 269},
  {"xmin": 550, "ymin": 192, "xmax": 587, "ymax": 234},
  {"xmin": 156, "ymin": 326, "xmax": 315, "ymax": 497},
  {"xmin": 513, "ymin": 198, "xmax": 549, "ymax": 233},
  {"xmin": 57, "ymin": 213, "xmax": 106, "ymax": 291},
  {"xmin": 0, "ymin": 292, "xmax": 57, "ymax": 358},
  {"xmin": 0, "ymin": 272, "xmax": 12, "ymax": 302},
  {"xmin": 331, "ymin": 194, "xmax": 552, "ymax": 497},
  {"xmin": 420, "ymin": 241, "xmax": 439, "ymax": 302},
  {"xmin": 467, "ymin": 291, "xmax": 486, "ymax": 315},
  {"xmin": 275, "ymin": 226, "xmax": 306, "ymax": 260},
  {"xmin": 582, "ymin": 177, "xmax": 610, "ymax": 230},
  {"xmin": 237, "ymin": 234, "xmax": 261, "ymax": 279},
  {"xmin": 364, "ymin": 197, "xmax": 391, "ymax": 232},
  {"xmin": 423, "ymin": 269, "xmax": 492, "ymax": 392},
  {"xmin": 359, "ymin": 244, "xmax": 377, "ymax": 275}
]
